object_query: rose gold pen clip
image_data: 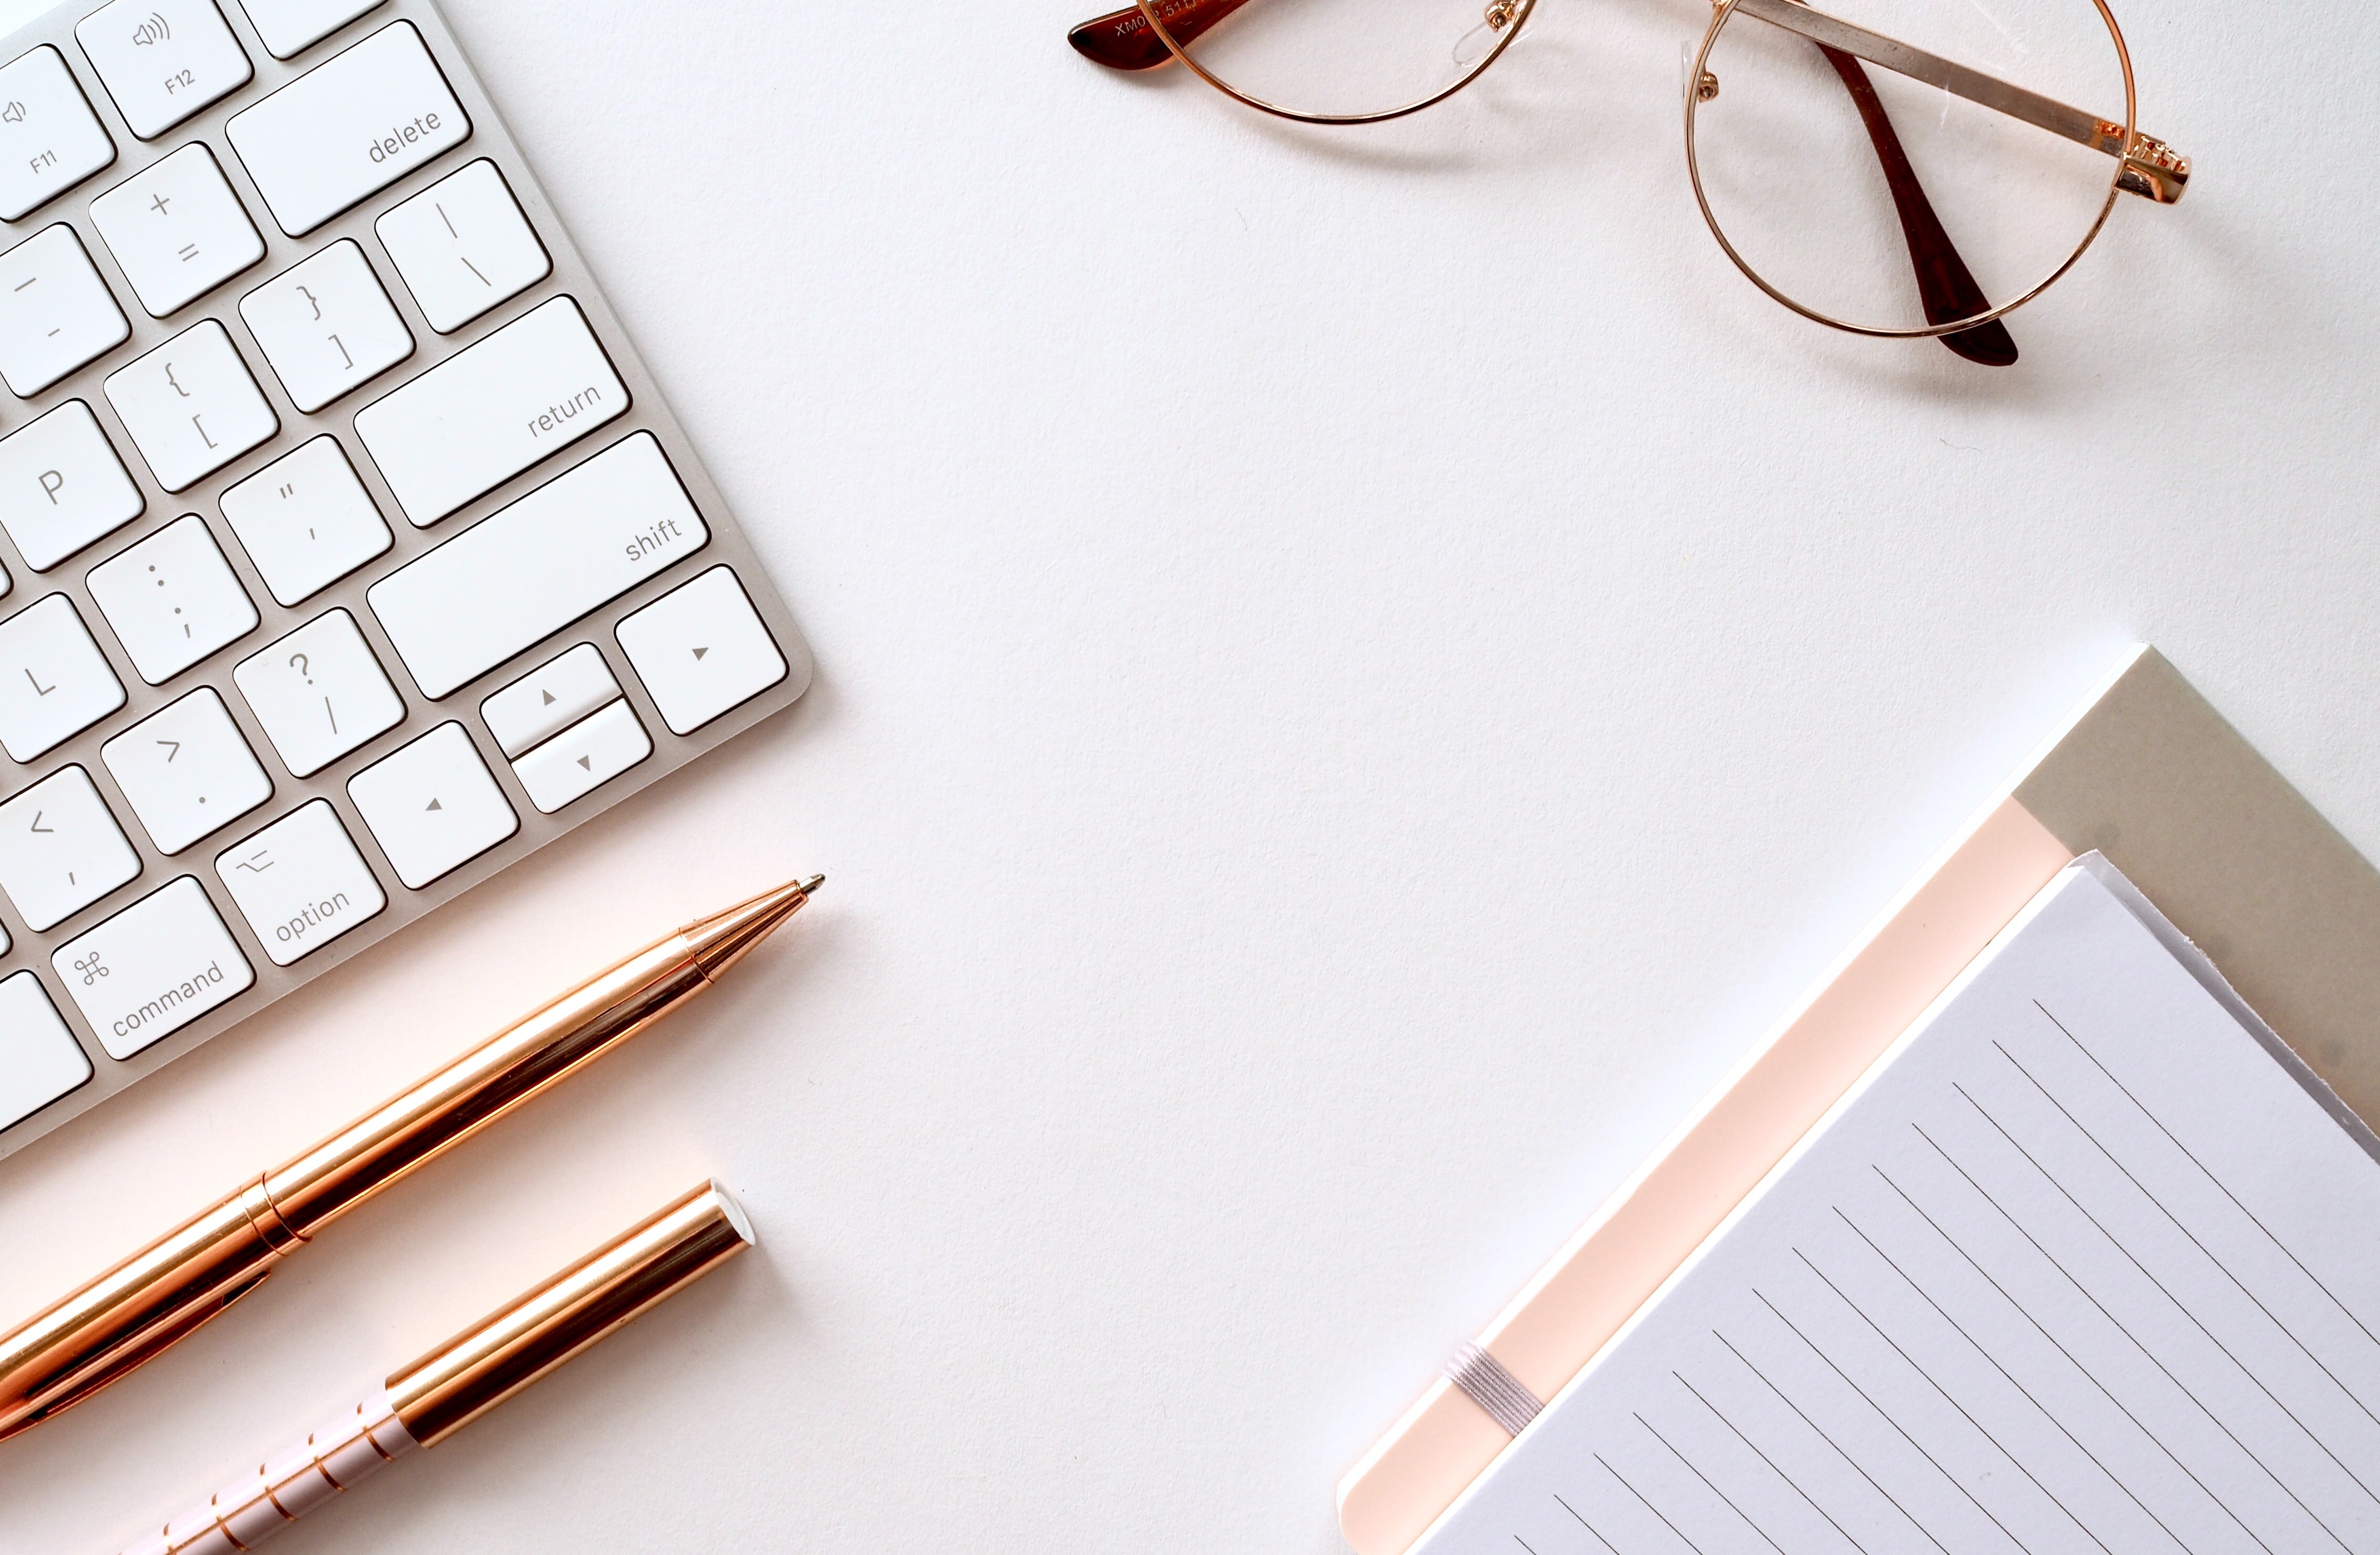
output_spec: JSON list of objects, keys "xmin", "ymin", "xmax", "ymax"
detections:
[
  {"xmin": 119, "ymin": 1179, "xmax": 756, "ymax": 1555},
  {"xmin": 0, "ymin": 874, "xmax": 822, "ymax": 1443}
]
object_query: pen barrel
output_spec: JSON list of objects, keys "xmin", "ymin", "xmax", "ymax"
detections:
[
  {"xmin": 387, "ymin": 1180, "xmax": 754, "ymax": 1445},
  {"xmin": 0, "ymin": 1184, "xmax": 294, "ymax": 1442},
  {"xmin": 262, "ymin": 938, "xmax": 712, "ymax": 1237},
  {"xmin": 117, "ymin": 1391, "xmax": 418, "ymax": 1555},
  {"xmin": 114, "ymin": 1182, "xmax": 753, "ymax": 1554},
  {"xmin": 0, "ymin": 941, "xmax": 705, "ymax": 1444},
  {"xmin": 0, "ymin": 877, "xmax": 810, "ymax": 1445}
]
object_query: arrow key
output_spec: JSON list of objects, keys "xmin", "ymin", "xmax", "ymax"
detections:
[
  {"xmin": 479, "ymin": 643, "xmax": 621, "ymax": 759},
  {"xmin": 511, "ymin": 699, "xmax": 650, "ymax": 815},
  {"xmin": 616, "ymin": 566, "xmax": 788, "ymax": 736},
  {"xmin": 347, "ymin": 722, "xmax": 517, "ymax": 890}
]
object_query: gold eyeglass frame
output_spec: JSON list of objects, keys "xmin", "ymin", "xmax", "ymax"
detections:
[
  {"xmin": 1117, "ymin": 0, "xmax": 2188, "ymax": 341},
  {"xmin": 1128, "ymin": 0, "xmax": 1543, "ymax": 125},
  {"xmin": 1686, "ymin": 0, "xmax": 2130, "ymax": 339}
]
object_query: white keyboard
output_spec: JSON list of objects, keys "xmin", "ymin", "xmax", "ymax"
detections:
[{"xmin": 0, "ymin": 0, "xmax": 812, "ymax": 1162}]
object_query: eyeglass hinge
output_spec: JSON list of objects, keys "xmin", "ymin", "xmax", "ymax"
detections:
[{"xmin": 2098, "ymin": 124, "xmax": 2190, "ymax": 204}]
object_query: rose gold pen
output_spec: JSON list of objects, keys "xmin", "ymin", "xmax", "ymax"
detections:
[
  {"xmin": 0, "ymin": 874, "xmax": 822, "ymax": 1443},
  {"xmin": 119, "ymin": 1179, "xmax": 756, "ymax": 1555}
]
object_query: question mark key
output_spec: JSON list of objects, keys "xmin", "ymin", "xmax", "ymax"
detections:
[{"xmin": 232, "ymin": 608, "xmax": 404, "ymax": 778}]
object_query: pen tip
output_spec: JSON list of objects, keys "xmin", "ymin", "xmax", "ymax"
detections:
[{"xmin": 686, "ymin": 875, "xmax": 823, "ymax": 981}]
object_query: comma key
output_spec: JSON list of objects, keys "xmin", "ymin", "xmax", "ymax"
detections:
[{"xmin": 52, "ymin": 876, "xmax": 254, "ymax": 1059}]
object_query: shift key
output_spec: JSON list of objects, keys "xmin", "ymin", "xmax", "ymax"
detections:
[
  {"xmin": 355, "ymin": 297, "xmax": 628, "ymax": 528},
  {"xmin": 370, "ymin": 432, "xmax": 708, "ymax": 699}
]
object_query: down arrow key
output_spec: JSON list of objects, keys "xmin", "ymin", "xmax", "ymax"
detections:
[{"xmin": 510, "ymin": 701, "xmax": 652, "ymax": 815}]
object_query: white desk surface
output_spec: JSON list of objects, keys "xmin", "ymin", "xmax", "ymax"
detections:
[{"xmin": 0, "ymin": 0, "xmax": 2373, "ymax": 1550}]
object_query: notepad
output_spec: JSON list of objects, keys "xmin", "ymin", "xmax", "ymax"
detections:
[{"xmin": 1417, "ymin": 856, "xmax": 2380, "ymax": 1554}]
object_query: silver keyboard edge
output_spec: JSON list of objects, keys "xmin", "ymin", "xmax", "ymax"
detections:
[{"xmin": 0, "ymin": 0, "xmax": 814, "ymax": 1164}]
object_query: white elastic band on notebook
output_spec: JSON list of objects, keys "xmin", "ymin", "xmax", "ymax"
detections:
[{"xmin": 1444, "ymin": 1341, "xmax": 1542, "ymax": 1436}]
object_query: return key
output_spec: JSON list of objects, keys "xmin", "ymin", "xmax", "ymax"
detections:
[{"xmin": 354, "ymin": 296, "xmax": 628, "ymax": 527}]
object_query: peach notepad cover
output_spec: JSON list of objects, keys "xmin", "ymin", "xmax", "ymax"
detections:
[{"xmin": 1340, "ymin": 646, "xmax": 2380, "ymax": 1555}]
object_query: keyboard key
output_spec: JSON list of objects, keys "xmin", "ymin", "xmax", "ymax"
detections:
[
  {"xmin": 0, "ymin": 224, "xmax": 130, "ymax": 397},
  {"xmin": 0, "ymin": 595, "xmax": 125, "ymax": 762},
  {"xmin": 89, "ymin": 143, "xmax": 265, "ymax": 317},
  {"xmin": 104, "ymin": 319, "xmax": 279, "ymax": 491},
  {"xmin": 87, "ymin": 514, "xmax": 259, "ymax": 684},
  {"xmin": 239, "ymin": 238, "xmax": 411, "ymax": 411},
  {"xmin": 56, "ymin": 875, "xmax": 253, "ymax": 1056},
  {"xmin": 354, "ymin": 295, "xmax": 625, "ymax": 527},
  {"xmin": 0, "ymin": 46, "xmax": 116, "ymax": 221},
  {"xmin": 481, "ymin": 642, "xmax": 618, "ymax": 758},
  {"xmin": 369, "ymin": 432, "xmax": 704, "ymax": 698},
  {"xmin": 225, "ymin": 22, "xmax": 467, "ymax": 237},
  {"xmin": 376, "ymin": 159, "xmax": 548, "ymax": 334},
  {"xmin": 617, "ymin": 567, "xmax": 787, "ymax": 735},
  {"xmin": 77, "ymin": 0, "xmax": 253, "ymax": 140},
  {"xmin": 0, "ymin": 972, "xmax": 88, "ymax": 1129},
  {"xmin": 214, "ymin": 798, "xmax": 381, "ymax": 964},
  {"xmin": 346, "ymin": 721, "xmax": 514, "ymax": 888},
  {"xmin": 512, "ymin": 698, "xmax": 648, "ymax": 815},
  {"xmin": 237, "ymin": 0, "xmax": 383, "ymax": 60},
  {"xmin": 0, "ymin": 400, "xmax": 144, "ymax": 570},
  {"xmin": 219, "ymin": 436, "xmax": 389, "ymax": 606},
  {"xmin": 0, "ymin": 764, "xmax": 140, "ymax": 930},
  {"xmin": 231, "ymin": 606, "xmax": 401, "ymax": 775},
  {"xmin": 101, "ymin": 686, "xmax": 273, "ymax": 853}
]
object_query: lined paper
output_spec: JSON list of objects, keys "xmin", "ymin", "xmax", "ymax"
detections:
[{"xmin": 1422, "ymin": 860, "xmax": 2380, "ymax": 1555}]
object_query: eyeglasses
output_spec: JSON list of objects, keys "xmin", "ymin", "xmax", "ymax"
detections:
[{"xmin": 1067, "ymin": 0, "xmax": 2190, "ymax": 365}]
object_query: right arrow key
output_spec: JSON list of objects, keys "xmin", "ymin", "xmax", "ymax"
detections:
[{"xmin": 616, "ymin": 567, "xmax": 788, "ymax": 737}]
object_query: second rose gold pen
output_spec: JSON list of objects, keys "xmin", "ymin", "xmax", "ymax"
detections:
[{"xmin": 0, "ymin": 873, "xmax": 823, "ymax": 1443}]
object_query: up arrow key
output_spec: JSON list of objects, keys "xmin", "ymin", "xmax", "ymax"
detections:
[{"xmin": 425, "ymin": 798, "xmax": 442, "ymax": 812}]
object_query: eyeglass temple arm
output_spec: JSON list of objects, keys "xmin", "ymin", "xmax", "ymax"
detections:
[
  {"xmin": 1069, "ymin": 0, "xmax": 1248, "ymax": 71},
  {"xmin": 1731, "ymin": 0, "xmax": 2188, "ymax": 203},
  {"xmin": 1818, "ymin": 46, "xmax": 2018, "ymax": 365}
]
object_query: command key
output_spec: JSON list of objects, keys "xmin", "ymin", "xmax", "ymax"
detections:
[{"xmin": 53, "ymin": 877, "xmax": 255, "ymax": 1060}]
